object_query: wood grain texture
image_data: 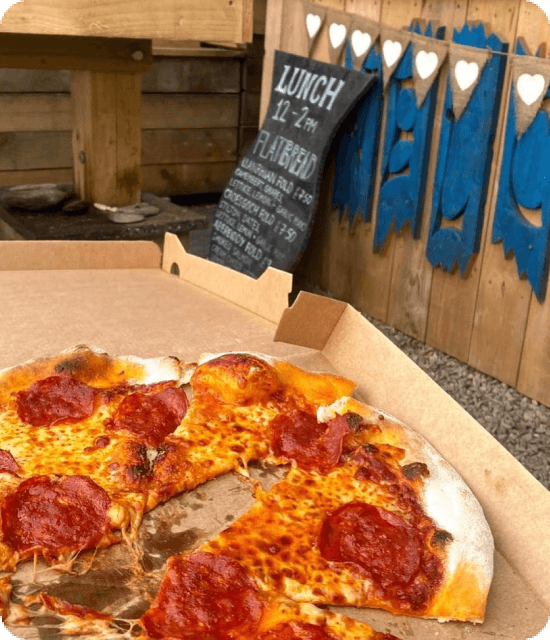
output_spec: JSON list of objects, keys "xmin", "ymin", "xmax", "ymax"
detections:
[
  {"xmin": 0, "ymin": 168, "xmax": 72, "ymax": 187},
  {"xmin": 0, "ymin": 33, "xmax": 152, "ymax": 73},
  {"xmin": 467, "ymin": 4, "xmax": 539, "ymax": 385},
  {"xmin": 71, "ymin": 70, "xmax": 142, "ymax": 206},
  {"xmin": 387, "ymin": 0, "xmax": 468, "ymax": 340},
  {"xmin": 0, "ymin": 131, "xmax": 72, "ymax": 171},
  {"xmin": 0, "ymin": 94, "xmax": 71, "ymax": 132},
  {"xmin": 142, "ymin": 94, "xmax": 240, "ymax": 129},
  {"xmin": 141, "ymin": 162, "xmax": 236, "ymax": 195},
  {"xmin": 426, "ymin": 5, "xmax": 520, "ymax": 362},
  {"xmin": 142, "ymin": 129, "xmax": 238, "ymax": 165},
  {"xmin": 142, "ymin": 58, "xmax": 241, "ymax": 94},
  {"xmin": 0, "ymin": 0, "xmax": 253, "ymax": 44}
]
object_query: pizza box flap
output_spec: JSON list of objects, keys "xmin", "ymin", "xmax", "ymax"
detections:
[
  {"xmin": 161, "ymin": 232, "xmax": 292, "ymax": 324},
  {"xmin": 277, "ymin": 291, "xmax": 550, "ymax": 613}
]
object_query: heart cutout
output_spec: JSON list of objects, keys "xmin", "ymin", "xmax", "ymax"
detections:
[
  {"xmin": 329, "ymin": 23, "xmax": 347, "ymax": 49},
  {"xmin": 455, "ymin": 60, "xmax": 479, "ymax": 91},
  {"xmin": 517, "ymin": 73, "xmax": 546, "ymax": 106},
  {"xmin": 415, "ymin": 50, "xmax": 439, "ymax": 80},
  {"xmin": 351, "ymin": 29, "xmax": 372, "ymax": 58},
  {"xmin": 306, "ymin": 13, "xmax": 322, "ymax": 39},
  {"xmin": 383, "ymin": 40, "xmax": 403, "ymax": 68}
]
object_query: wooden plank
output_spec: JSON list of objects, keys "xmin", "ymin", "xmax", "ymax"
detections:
[
  {"xmin": 142, "ymin": 162, "xmax": 236, "ymax": 195},
  {"xmin": 0, "ymin": 0, "xmax": 253, "ymax": 44},
  {"xmin": 0, "ymin": 69, "xmax": 70, "ymax": 92},
  {"xmin": 0, "ymin": 131, "xmax": 72, "ymax": 171},
  {"xmin": 0, "ymin": 168, "xmax": 72, "ymax": 187},
  {"xmin": 425, "ymin": 0, "xmax": 522, "ymax": 363},
  {"xmin": 71, "ymin": 70, "xmax": 142, "ymax": 206},
  {"xmin": 142, "ymin": 94, "xmax": 240, "ymax": 129},
  {"xmin": 0, "ymin": 33, "xmax": 152, "ymax": 73},
  {"xmin": 387, "ymin": 1, "xmax": 468, "ymax": 340},
  {"xmin": 240, "ymin": 91, "xmax": 261, "ymax": 126},
  {"xmin": 467, "ymin": 1, "xmax": 548, "ymax": 386},
  {"xmin": 151, "ymin": 40, "xmax": 248, "ymax": 57},
  {"xmin": 0, "ymin": 93, "xmax": 241, "ymax": 133},
  {"xmin": 315, "ymin": 0, "xmax": 417, "ymax": 321},
  {"xmin": 142, "ymin": 58, "xmax": 241, "ymax": 94},
  {"xmin": 142, "ymin": 129, "xmax": 238, "ymax": 164},
  {"xmin": 0, "ymin": 94, "xmax": 71, "ymax": 132}
]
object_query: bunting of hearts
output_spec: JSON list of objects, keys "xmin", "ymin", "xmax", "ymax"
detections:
[
  {"xmin": 448, "ymin": 42, "xmax": 492, "ymax": 120},
  {"xmin": 411, "ymin": 35, "xmax": 449, "ymax": 107},
  {"xmin": 326, "ymin": 8, "xmax": 351, "ymax": 65},
  {"xmin": 302, "ymin": 1, "xmax": 327, "ymax": 57},
  {"xmin": 349, "ymin": 15, "xmax": 379, "ymax": 71},
  {"xmin": 380, "ymin": 28, "xmax": 410, "ymax": 88},
  {"xmin": 511, "ymin": 54, "xmax": 550, "ymax": 138}
]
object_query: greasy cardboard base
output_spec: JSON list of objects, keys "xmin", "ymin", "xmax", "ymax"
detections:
[{"xmin": 1, "ymin": 235, "xmax": 549, "ymax": 640}]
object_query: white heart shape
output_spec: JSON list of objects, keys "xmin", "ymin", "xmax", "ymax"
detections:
[
  {"xmin": 329, "ymin": 23, "xmax": 347, "ymax": 49},
  {"xmin": 455, "ymin": 60, "xmax": 479, "ymax": 91},
  {"xmin": 351, "ymin": 29, "xmax": 372, "ymax": 58},
  {"xmin": 415, "ymin": 50, "xmax": 439, "ymax": 80},
  {"xmin": 517, "ymin": 73, "xmax": 546, "ymax": 106},
  {"xmin": 383, "ymin": 40, "xmax": 403, "ymax": 68},
  {"xmin": 306, "ymin": 13, "xmax": 322, "ymax": 39}
]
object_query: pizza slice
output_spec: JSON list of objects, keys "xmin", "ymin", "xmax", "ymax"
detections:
[
  {"xmin": 138, "ymin": 551, "xmax": 402, "ymax": 640},
  {"xmin": 201, "ymin": 396, "xmax": 494, "ymax": 623}
]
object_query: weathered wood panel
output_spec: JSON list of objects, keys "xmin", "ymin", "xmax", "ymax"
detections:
[
  {"xmin": 142, "ymin": 94, "xmax": 241, "ymax": 129},
  {"xmin": 0, "ymin": 0, "xmax": 253, "ymax": 44},
  {"xmin": 142, "ymin": 58, "xmax": 241, "ymax": 93},
  {"xmin": 142, "ymin": 129, "xmax": 238, "ymax": 164},
  {"xmin": 142, "ymin": 162, "xmax": 236, "ymax": 195}
]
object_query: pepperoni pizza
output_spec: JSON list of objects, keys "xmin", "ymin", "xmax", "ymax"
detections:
[{"xmin": 0, "ymin": 346, "xmax": 494, "ymax": 639}]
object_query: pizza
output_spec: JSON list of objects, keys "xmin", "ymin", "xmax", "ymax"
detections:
[{"xmin": 0, "ymin": 346, "xmax": 494, "ymax": 639}]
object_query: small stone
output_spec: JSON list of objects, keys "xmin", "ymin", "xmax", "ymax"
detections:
[
  {"xmin": 0, "ymin": 184, "xmax": 70, "ymax": 211},
  {"xmin": 107, "ymin": 212, "xmax": 146, "ymax": 224},
  {"xmin": 119, "ymin": 203, "xmax": 160, "ymax": 217}
]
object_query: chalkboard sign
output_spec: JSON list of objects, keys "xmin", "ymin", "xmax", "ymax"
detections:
[{"xmin": 208, "ymin": 50, "xmax": 375, "ymax": 278}]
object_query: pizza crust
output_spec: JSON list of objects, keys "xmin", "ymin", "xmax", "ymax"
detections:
[{"xmin": 318, "ymin": 396, "xmax": 494, "ymax": 622}]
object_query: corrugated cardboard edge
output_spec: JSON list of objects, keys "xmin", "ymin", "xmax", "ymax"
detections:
[
  {"xmin": 0, "ymin": 240, "xmax": 161, "ymax": 270},
  {"xmin": 277, "ymin": 292, "xmax": 550, "ymax": 610},
  {"xmin": 162, "ymin": 233, "xmax": 292, "ymax": 325}
]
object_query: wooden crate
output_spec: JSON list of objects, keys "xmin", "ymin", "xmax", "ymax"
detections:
[
  {"xmin": 0, "ymin": 39, "xmax": 264, "ymax": 196},
  {"xmin": 262, "ymin": 0, "xmax": 550, "ymax": 407}
]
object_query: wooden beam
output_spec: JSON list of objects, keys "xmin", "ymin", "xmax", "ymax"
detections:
[
  {"xmin": 0, "ymin": 0, "xmax": 254, "ymax": 44},
  {"xmin": 0, "ymin": 33, "xmax": 152, "ymax": 72},
  {"xmin": 71, "ymin": 70, "xmax": 142, "ymax": 206}
]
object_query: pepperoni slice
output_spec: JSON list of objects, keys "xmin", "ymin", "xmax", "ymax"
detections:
[
  {"xmin": 258, "ymin": 622, "xmax": 338, "ymax": 640},
  {"xmin": 1, "ymin": 476, "xmax": 112, "ymax": 557},
  {"xmin": 140, "ymin": 552, "xmax": 264, "ymax": 640},
  {"xmin": 16, "ymin": 375, "xmax": 96, "ymax": 427},
  {"xmin": 109, "ymin": 386, "xmax": 188, "ymax": 447},
  {"xmin": 0, "ymin": 449, "xmax": 20, "ymax": 477},
  {"xmin": 318, "ymin": 502, "xmax": 422, "ymax": 589},
  {"xmin": 270, "ymin": 412, "xmax": 350, "ymax": 471}
]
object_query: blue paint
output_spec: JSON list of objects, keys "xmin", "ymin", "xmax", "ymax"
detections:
[
  {"xmin": 492, "ymin": 43, "xmax": 550, "ymax": 301},
  {"xmin": 373, "ymin": 21, "xmax": 445, "ymax": 251},
  {"xmin": 332, "ymin": 42, "xmax": 384, "ymax": 224},
  {"xmin": 427, "ymin": 23, "xmax": 508, "ymax": 275}
]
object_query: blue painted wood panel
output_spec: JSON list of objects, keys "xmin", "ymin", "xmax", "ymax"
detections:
[
  {"xmin": 427, "ymin": 23, "xmax": 508, "ymax": 275},
  {"xmin": 492, "ymin": 44, "xmax": 550, "ymax": 301},
  {"xmin": 332, "ymin": 43, "xmax": 384, "ymax": 224},
  {"xmin": 374, "ymin": 22, "xmax": 445, "ymax": 251}
]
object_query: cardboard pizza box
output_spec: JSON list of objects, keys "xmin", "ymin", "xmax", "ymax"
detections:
[{"xmin": 0, "ymin": 233, "xmax": 549, "ymax": 640}]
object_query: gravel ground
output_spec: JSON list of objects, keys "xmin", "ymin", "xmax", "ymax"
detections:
[{"xmin": 365, "ymin": 315, "xmax": 550, "ymax": 491}]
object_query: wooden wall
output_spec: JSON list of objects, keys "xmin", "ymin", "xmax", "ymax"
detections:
[
  {"xmin": 0, "ymin": 43, "xmax": 263, "ymax": 196},
  {"xmin": 262, "ymin": 0, "xmax": 550, "ymax": 407}
]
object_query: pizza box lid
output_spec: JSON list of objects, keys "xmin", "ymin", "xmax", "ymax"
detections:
[{"xmin": 0, "ymin": 234, "xmax": 549, "ymax": 640}]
